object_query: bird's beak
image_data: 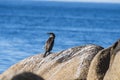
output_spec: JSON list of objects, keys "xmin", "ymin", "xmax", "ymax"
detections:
[
  {"xmin": 47, "ymin": 32, "xmax": 51, "ymax": 34},
  {"xmin": 47, "ymin": 33, "xmax": 50, "ymax": 34}
]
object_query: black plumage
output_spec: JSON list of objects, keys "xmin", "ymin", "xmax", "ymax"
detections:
[{"xmin": 43, "ymin": 33, "xmax": 55, "ymax": 57}]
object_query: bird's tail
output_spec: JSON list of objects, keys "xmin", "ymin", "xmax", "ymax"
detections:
[{"xmin": 43, "ymin": 51, "xmax": 47, "ymax": 57}]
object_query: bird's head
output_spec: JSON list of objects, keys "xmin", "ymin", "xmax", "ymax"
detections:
[{"xmin": 47, "ymin": 32, "xmax": 55, "ymax": 38}]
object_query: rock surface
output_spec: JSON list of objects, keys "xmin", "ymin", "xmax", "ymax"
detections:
[
  {"xmin": 0, "ymin": 44, "xmax": 103, "ymax": 80},
  {"xmin": 87, "ymin": 47, "xmax": 111, "ymax": 80},
  {"xmin": 103, "ymin": 40, "xmax": 120, "ymax": 80},
  {"xmin": 87, "ymin": 40, "xmax": 120, "ymax": 80},
  {"xmin": 103, "ymin": 51, "xmax": 120, "ymax": 80}
]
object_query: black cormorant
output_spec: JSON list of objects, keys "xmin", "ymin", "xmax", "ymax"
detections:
[{"xmin": 43, "ymin": 32, "xmax": 55, "ymax": 57}]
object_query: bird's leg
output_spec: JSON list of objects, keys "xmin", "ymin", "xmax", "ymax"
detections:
[{"xmin": 43, "ymin": 51, "xmax": 48, "ymax": 57}]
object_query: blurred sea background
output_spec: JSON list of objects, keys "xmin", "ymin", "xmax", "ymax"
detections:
[{"xmin": 0, "ymin": 1, "xmax": 120, "ymax": 73}]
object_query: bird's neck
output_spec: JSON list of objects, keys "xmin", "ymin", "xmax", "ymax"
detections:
[
  {"xmin": 50, "ymin": 35, "xmax": 54, "ymax": 38},
  {"xmin": 49, "ymin": 35, "xmax": 55, "ymax": 39}
]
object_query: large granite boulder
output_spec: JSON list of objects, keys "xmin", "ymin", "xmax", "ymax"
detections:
[
  {"xmin": 0, "ymin": 44, "xmax": 103, "ymax": 80},
  {"xmin": 87, "ymin": 40, "xmax": 120, "ymax": 80},
  {"xmin": 103, "ymin": 40, "xmax": 120, "ymax": 80}
]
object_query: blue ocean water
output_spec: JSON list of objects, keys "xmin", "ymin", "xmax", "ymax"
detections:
[{"xmin": 0, "ymin": 2, "xmax": 120, "ymax": 73}]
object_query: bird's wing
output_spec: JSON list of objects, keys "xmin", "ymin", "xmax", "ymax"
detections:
[{"xmin": 45, "ymin": 37, "xmax": 54, "ymax": 51}]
